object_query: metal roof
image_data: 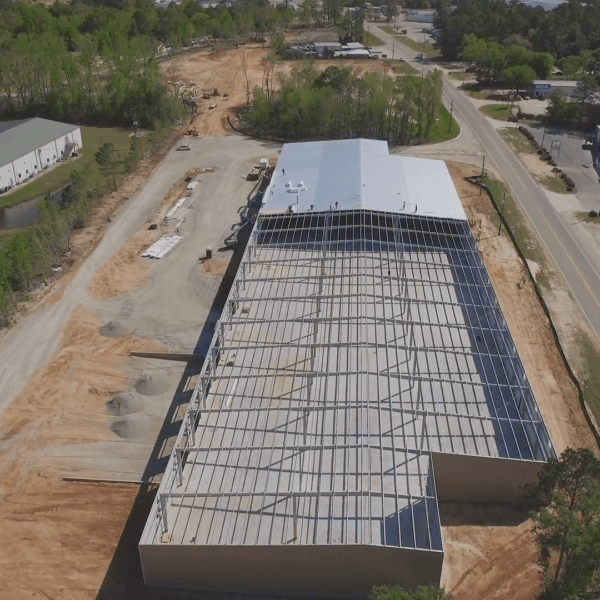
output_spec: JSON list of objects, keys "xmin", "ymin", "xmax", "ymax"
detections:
[
  {"xmin": 141, "ymin": 209, "xmax": 554, "ymax": 553},
  {"xmin": 261, "ymin": 139, "xmax": 467, "ymax": 221},
  {"xmin": 532, "ymin": 80, "xmax": 578, "ymax": 87},
  {"xmin": 0, "ymin": 117, "xmax": 80, "ymax": 168}
]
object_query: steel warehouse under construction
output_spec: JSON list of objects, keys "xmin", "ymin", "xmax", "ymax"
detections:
[{"xmin": 139, "ymin": 139, "xmax": 556, "ymax": 598}]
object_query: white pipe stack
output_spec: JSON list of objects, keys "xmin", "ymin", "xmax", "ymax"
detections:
[
  {"xmin": 166, "ymin": 198, "xmax": 186, "ymax": 219},
  {"xmin": 142, "ymin": 236, "xmax": 183, "ymax": 259}
]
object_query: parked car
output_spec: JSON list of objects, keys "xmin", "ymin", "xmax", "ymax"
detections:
[{"xmin": 176, "ymin": 145, "xmax": 191, "ymax": 151}]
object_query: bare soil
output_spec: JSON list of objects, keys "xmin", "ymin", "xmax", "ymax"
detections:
[
  {"xmin": 0, "ymin": 306, "xmax": 162, "ymax": 599},
  {"xmin": 441, "ymin": 162, "xmax": 597, "ymax": 600},
  {"xmin": 520, "ymin": 152, "xmax": 553, "ymax": 177},
  {"xmin": 161, "ymin": 47, "xmax": 401, "ymax": 138},
  {"xmin": 200, "ymin": 258, "xmax": 229, "ymax": 277}
]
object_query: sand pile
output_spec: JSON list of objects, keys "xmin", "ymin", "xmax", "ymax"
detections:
[
  {"xmin": 87, "ymin": 230, "xmax": 152, "ymax": 300},
  {"xmin": 99, "ymin": 320, "xmax": 130, "ymax": 338},
  {"xmin": 134, "ymin": 371, "xmax": 171, "ymax": 396},
  {"xmin": 105, "ymin": 392, "xmax": 142, "ymax": 416},
  {"xmin": 200, "ymin": 258, "xmax": 229, "ymax": 277},
  {"xmin": 109, "ymin": 416, "xmax": 151, "ymax": 440}
]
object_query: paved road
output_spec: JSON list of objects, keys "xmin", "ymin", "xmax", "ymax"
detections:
[{"xmin": 372, "ymin": 23, "xmax": 600, "ymax": 342}]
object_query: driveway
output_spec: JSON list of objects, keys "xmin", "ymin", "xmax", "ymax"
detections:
[{"xmin": 525, "ymin": 124, "xmax": 600, "ymax": 211}]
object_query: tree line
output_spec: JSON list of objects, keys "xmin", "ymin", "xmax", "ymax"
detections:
[
  {"xmin": 243, "ymin": 61, "xmax": 444, "ymax": 144},
  {"xmin": 0, "ymin": 0, "xmax": 317, "ymax": 126},
  {"xmin": 437, "ymin": 0, "xmax": 600, "ymax": 63}
]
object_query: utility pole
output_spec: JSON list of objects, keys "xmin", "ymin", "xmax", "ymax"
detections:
[
  {"xmin": 448, "ymin": 99, "xmax": 453, "ymax": 133},
  {"xmin": 498, "ymin": 193, "xmax": 505, "ymax": 236},
  {"xmin": 480, "ymin": 155, "xmax": 486, "ymax": 195},
  {"xmin": 541, "ymin": 118, "xmax": 548, "ymax": 148},
  {"xmin": 392, "ymin": 41, "xmax": 394, "ymax": 60}
]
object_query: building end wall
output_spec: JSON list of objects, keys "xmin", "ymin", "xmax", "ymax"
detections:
[
  {"xmin": 432, "ymin": 453, "xmax": 543, "ymax": 504},
  {"xmin": 139, "ymin": 544, "xmax": 444, "ymax": 599}
]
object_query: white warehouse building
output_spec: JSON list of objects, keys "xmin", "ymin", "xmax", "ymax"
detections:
[{"xmin": 0, "ymin": 118, "xmax": 82, "ymax": 194}]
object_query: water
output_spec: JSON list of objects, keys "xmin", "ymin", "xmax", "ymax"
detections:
[{"xmin": 0, "ymin": 187, "xmax": 66, "ymax": 230}]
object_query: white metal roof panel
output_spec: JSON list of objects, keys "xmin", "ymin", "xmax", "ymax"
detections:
[{"xmin": 261, "ymin": 139, "xmax": 466, "ymax": 221}]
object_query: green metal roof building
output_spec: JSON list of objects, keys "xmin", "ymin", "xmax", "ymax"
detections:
[{"xmin": 0, "ymin": 118, "xmax": 82, "ymax": 193}]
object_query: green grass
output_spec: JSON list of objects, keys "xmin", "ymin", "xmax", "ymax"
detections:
[
  {"xmin": 482, "ymin": 172, "xmax": 547, "ymax": 270},
  {"xmin": 0, "ymin": 126, "xmax": 140, "ymax": 209},
  {"xmin": 576, "ymin": 331, "xmax": 600, "ymax": 423},
  {"xmin": 539, "ymin": 174, "xmax": 569, "ymax": 193},
  {"xmin": 0, "ymin": 228, "xmax": 22, "ymax": 252},
  {"xmin": 390, "ymin": 60, "xmax": 418, "ymax": 75},
  {"xmin": 461, "ymin": 82, "xmax": 505, "ymax": 100},
  {"xmin": 379, "ymin": 25, "xmax": 397, "ymax": 35},
  {"xmin": 393, "ymin": 36, "xmax": 438, "ymax": 58},
  {"xmin": 362, "ymin": 29, "xmax": 384, "ymax": 47},
  {"xmin": 479, "ymin": 103, "xmax": 514, "ymax": 121},
  {"xmin": 499, "ymin": 128, "xmax": 568, "ymax": 194},
  {"xmin": 449, "ymin": 71, "xmax": 474, "ymax": 81},
  {"xmin": 575, "ymin": 211, "xmax": 600, "ymax": 224},
  {"xmin": 428, "ymin": 102, "xmax": 460, "ymax": 143}
]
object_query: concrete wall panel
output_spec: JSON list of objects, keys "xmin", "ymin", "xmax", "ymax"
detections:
[
  {"xmin": 139, "ymin": 544, "xmax": 444, "ymax": 599},
  {"xmin": 432, "ymin": 453, "xmax": 542, "ymax": 503}
]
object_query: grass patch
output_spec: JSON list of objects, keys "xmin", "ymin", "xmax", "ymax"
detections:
[
  {"xmin": 539, "ymin": 174, "xmax": 568, "ymax": 193},
  {"xmin": 499, "ymin": 128, "xmax": 568, "ymax": 194},
  {"xmin": 0, "ymin": 127, "xmax": 142, "ymax": 209},
  {"xmin": 576, "ymin": 331, "xmax": 600, "ymax": 423},
  {"xmin": 461, "ymin": 82, "xmax": 496, "ymax": 100},
  {"xmin": 362, "ymin": 29, "xmax": 384, "ymax": 47},
  {"xmin": 390, "ymin": 60, "xmax": 418, "ymax": 75},
  {"xmin": 379, "ymin": 25, "xmax": 398, "ymax": 35},
  {"xmin": 0, "ymin": 228, "xmax": 22, "ymax": 252},
  {"xmin": 428, "ymin": 102, "xmax": 460, "ymax": 143},
  {"xmin": 479, "ymin": 103, "xmax": 514, "ymax": 121},
  {"xmin": 499, "ymin": 127, "xmax": 532, "ymax": 153},
  {"xmin": 482, "ymin": 172, "xmax": 547, "ymax": 269},
  {"xmin": 449, "ymin": 71, "xmax": 474, "ymax": 81},
  {"xmin": 393, "ymin": 36, "xmax": 438, "ymax": 58},
  {"xmin": 575, "ymin": 211, "xmax": 600, "ymax": 224}
]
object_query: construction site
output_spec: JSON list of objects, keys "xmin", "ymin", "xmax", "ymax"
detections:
[{"xmin": 0, "ymin": 41, "xmax": 597, "ymax": 600}]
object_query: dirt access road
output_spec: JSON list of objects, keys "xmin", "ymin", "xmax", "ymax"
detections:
[{"xmin": 0, "ymin": 71, "xmax": 280, "ymax": 599}]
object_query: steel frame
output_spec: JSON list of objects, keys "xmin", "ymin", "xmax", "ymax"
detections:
[{"xmin": 142, "ymin": 209, "xmax": 554, "ymax": 554}]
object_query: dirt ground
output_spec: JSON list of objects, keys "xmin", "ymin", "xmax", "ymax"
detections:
[
  {"xmin": 161, "ymin": 47, "xmax": 400, "ymax": 138},
  {"xmin": 0, "ymin": 306, "xmax": 163, "ymax": 599},
  {"xmin": 200, "ymin": 258, "xmax": 229, "ymax": 277},
  {"xmin": 440, "ymin": 162, "xmax": 597, "ymax": 600},
  {"xmin": 520, "ymin": 152, "xmax": 554, "ymax": 177}
]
